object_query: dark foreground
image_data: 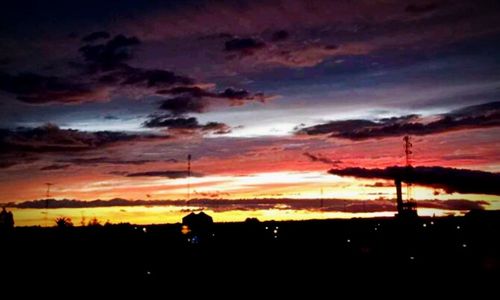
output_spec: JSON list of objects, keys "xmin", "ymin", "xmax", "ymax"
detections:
[{"xmin": 1, "ymin": 211, "xmax": 499, "ymax": 288}]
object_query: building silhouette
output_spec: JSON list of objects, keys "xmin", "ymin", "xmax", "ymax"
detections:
[
  {"xmin": 0, "ymin": 207, "xmax": 14, "ymax": 229},
  {"xmin": 182, "ymin": 211, "xmax": 213, "ymax": 232},
  {"xmin": 182, "ymin": 211, "xmax": 214, "ymax": 244}
]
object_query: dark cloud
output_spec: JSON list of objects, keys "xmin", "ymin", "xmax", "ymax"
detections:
[
  {"xmin": 119, "ymin": 66, "xmax": 194, "ymax": 88},
  {"xmin": 104, "ymin": 115, "xmax": 119, "ymax": 120},
  {"xmin": 79, "ymin": 34, "xmax": 140, "ymax": 69},
  {"xmin": 82, "ymin": 31, "xmax": 111, "ymax": 43},
  {"xmin": 126, "ymin": 170, "xmax": 203, "ymax": 178},
  {"xmin": 298, "ymin": 102, "xmax": 500, "ymax": 140},
  {"xmin": 329, "ymin": 166, "xmax": 500, "ymax": 195},
  {"xmin": 0, "ymin": 123, "xmax": 165, "ymax": 153},
  {"xmin": 144, "ymin": 116, "xmax": 200, "ymax": 129},
  {"xmin": 157, "ymin": 86, "xmax": 271, "ymax": 115},
  {"xmin": 303, "ymin": 152, "xmax": 341, "ymax": 165},
  {"xmin": 194, "ymin": 190, "xmax": 231, "ymax": 198},
  {"xmin": 159, "ymin": 96, "xmax": 208, "ymax": 115},
  {"xmin": 143, "ymin": 115, "xmax": 231, "ymax": 135},
  {"xmin": 363, "ymin": 181, "xmax": 394, "ymax": 188},
  {"xmin": 39, "ymin": 164, "xmax": 70, "ymax": 171},
  {"xmin": 202, "ymin": 122, "xmax": 231, "ymax": 134},
  {"xmin": 13, "ymin": 198, "xmax": 489, "ymax": 213},
  {"xmin": 0, "ymin": 58, "xmax": 12, "ymax": 66},
  {"xmin": 1, "ymin": 32, "xmax": 269, "ymax": 108},
  {"xmin": 417, "ymin": 199, "xmax": 489, "ymax": 211},
  {"xmin": 405, "ymin": 3, "xmax": 439, "ymax": 14},
  {"xmin": 224, "ymin": 37, "xmax": 265, "ymax": 55},
  {"xmin": 0, "ymin": 72, "xmax": 106, "ymax": 104},
  {"xmin": 0, "ymin": 67, "xmax": 193, "ymax": 104},
  {"xmin": 77, "ymin": 34, "xmax": 194, "ymax": 91},
  {"xmin": 0, "ymin": 153, "xmax": 38, "ymax": 169},
  {"xmin": 199, "ymin": 32, "xmax": 235, "ymax": 40},
  {"xmin": 59, "ymin": 157, "xmax": 156, "ymax": 166},
  {"xmin": 218, "ymin": 88, "xmax": 249, "ymax": 99},
  {"xmin": 271, "ymin": 30, "xmax": 290, "ymax": 42},
  {"xmin": 157, "ymin": 86, "xmax": 212, "ymax": 97}
]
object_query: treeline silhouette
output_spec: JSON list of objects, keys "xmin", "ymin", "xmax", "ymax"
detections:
[{"xmin": 1, "ymin": 210, "xmax": 499, "ymax": 287}]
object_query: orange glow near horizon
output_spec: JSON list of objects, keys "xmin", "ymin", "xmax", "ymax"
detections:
[
  {"xmin": 3, "ymin": 171, "xmax": 499, "ymax": 202},
  {"xmin": 12, "ymin": 205, "xmax": 463, "ymax": 227},
  {"xmin": 7, "ymin": 169, "xmax": 499, "ymax": 227}
]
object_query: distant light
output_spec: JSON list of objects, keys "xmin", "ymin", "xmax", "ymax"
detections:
[
  {"xmin": 146, "ymin": 271, "xmax": 151, "ymax": 275},
  {"xmin": 187, "ymin": 238, "xmax": 191, "ymax": 242},
  {"xmin": 274, "ymin": 235, "xmax": 277, "ymax": 239},
  {"xmin": 347, "ymin": 239, "xmax": 351, "ymax": 243},
  {"xmin": 275, "ymin": 226, "xmax": 279, "ymax": 230},
  {"xmin": 456, "ymin": 226, "xmax": 461, "ymax": 230},
  {"xmin": 374, "ymin": 227, "xmax": 378, "ymax": 231},
  {"xmin": 377, "ymin": 223, "xmax": 381, "ymax": 227},
  {"xmin": 430, "ymin": 221, "xmax": 434, "ymax": 225},
  {"xmin": 423, "ymin": 223, "xmax": 427, "ymax": 228},
  {"xmin": 142, "ymin": 227, "xmax": 147, "ymax": 233},
  {"xmin": 273, "ymin": 229, "xmax": 278, "ymax": 234},
  {"xmin": 462, "ymin": 243, "xmax": 467, "ymax": 248},
  {"xmin": 265, "ymin": 226, "xmax": 269, "ymax": 230},
  {"xmin": 410, "ymin": 256, "xmax": 415, "ymax": 260},
  {"xmin": 181, "ymin": 225, "xmax": 191, "ymax": 235},
  {"xmin": 134, "ymin": 226, "xmax": 138, "ymax": 230},
  {"xmin": 212, "ymin": 233, "xmax": 215, "ymax": 237}
]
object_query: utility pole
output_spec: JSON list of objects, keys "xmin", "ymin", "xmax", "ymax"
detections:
[{"xmin": 187, "ymin": 154, "xmax": 191, "ymax": 204}]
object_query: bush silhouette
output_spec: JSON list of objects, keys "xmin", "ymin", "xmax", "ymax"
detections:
[{"xmin": 55, "ymin": 217, "xmax": 73, "ymax": 228}]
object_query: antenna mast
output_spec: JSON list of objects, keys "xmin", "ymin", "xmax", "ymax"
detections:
[
  {"xmin": 403, "ymin": 136, "xmax": 413, "ymax": 201},
  {"xmin": 394, "ymin": 135, "xmax": 417, "ymax": 218},
  {"xmin": 45, "ymin": 183, "xmax": 54, "ymax": 198},
  {"xmin": 187, "ymin": 154, "xmax": 191, "ymax": 203},
  {"xmin": 44, "ymin": 183, "xmax": 54, "ymax": 226}
]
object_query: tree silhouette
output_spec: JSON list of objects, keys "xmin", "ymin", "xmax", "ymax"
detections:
[
  {"xmin": 55, "ymin": 217, "xmax": 73, "ymax": 228},
  {"xmin": 87, "ymin": 217, "xmax": 101, "ymax": 227}
]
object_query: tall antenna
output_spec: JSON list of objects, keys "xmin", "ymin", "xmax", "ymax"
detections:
[
  {"xmin": 187, "ymin": 154, "xmax": 192, "ymax": 203},
  {"xmin": 44, "ymin": 183, "xmax": 54, "ymax": 226},
  {"xmin": 403, "ymin": 136, "xmax": 413, "ymax": 201},
  {"xmin": 403, "ymin": 136, "xmax": 412, "ymax": 168},
  {"xmin": 45, "ymin": 183, "xmax": 54, "ymax": 198}
]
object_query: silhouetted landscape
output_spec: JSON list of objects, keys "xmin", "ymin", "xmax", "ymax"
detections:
[
  {"xmin": 1, "ymin": 209, "xmax": 499, "ymax": 286},
  {"xmin": 1, "ymin": 0, "xmax": 500, "ymax": 288}
]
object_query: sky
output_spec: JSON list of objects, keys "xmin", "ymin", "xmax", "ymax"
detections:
[{"xmin": 1, "ymin": 0, "xmax": 500, "ymax": 225}]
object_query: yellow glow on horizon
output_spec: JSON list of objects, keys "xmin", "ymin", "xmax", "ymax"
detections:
[{"xmin": 12, "ymin": 203, "xmax": 471, "ymax": 227}]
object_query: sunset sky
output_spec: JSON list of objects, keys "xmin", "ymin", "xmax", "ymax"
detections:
[{"xmin": 1, "ymin": 0, "xmax": 499, "ymax": 225}]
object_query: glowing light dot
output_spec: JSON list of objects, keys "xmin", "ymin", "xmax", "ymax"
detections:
[
  {"xmin": 423, "ymin": 223, "xmax": 427, "ymax": 227},
  {"xmin": 462, "ymin": 244, "xmax": 467, "ymax": 248},
  {"xmin": 143, "ymin": 227, "xmax": 147, "ymax": 233},
  {"xmin": 347, "ymin": 239, "xmax": 351, "ymax": 243},
  {"xmin": 273, "ymin": 229, "xmax": 278, "ymax": 234},
  {"xmin": 265, "ymin": 227, "xmax": 268, "ymax": 230},
  {"xmin": 410, "ymin": 256, "xmax": 415, "ymax": 260},
  {"xmin": 430, "ymin": 221, "xmax": 434, "ymax": 225},
  {"xmin": 456, "ymin": 226, "xmax": 461, "ymax": 230}
]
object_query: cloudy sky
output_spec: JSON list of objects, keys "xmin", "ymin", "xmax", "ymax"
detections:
[{"xmin": 1, "ymin": 0, "xmax": 499, "ymax": 223}]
